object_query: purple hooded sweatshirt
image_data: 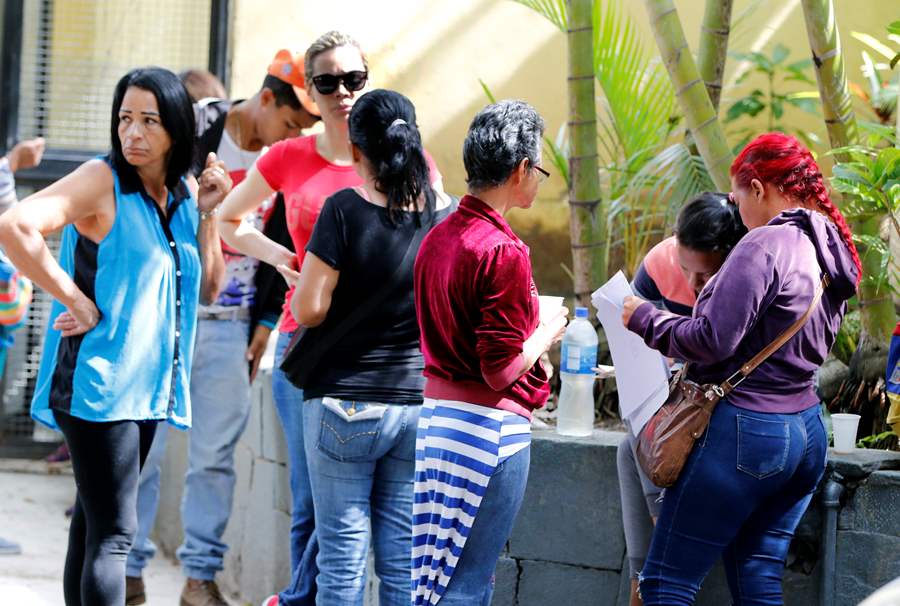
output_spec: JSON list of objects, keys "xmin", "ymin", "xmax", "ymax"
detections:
[{"xmin": 627, "ymin": 208, "xmax": 859, "ymax": 413}]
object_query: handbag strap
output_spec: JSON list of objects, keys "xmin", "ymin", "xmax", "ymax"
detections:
[
  {"xmin": 288, "ymin": 219, "xmax": 430, "ymax": 365},
  {"xmin": 717, "ymin": 274, "xmax": 830, "ymax": 396}
]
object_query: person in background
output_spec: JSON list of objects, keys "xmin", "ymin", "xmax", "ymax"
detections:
[
  {"xmin": 0, "ymin": 66, "xmax": 230, "ymax": 606},
  {"xmin": 412, "ymin": 100, "xmax": 568, "ymax": 605},
  {"xmin": 125, "ymin": 52, "xmax": 320, "ymax": 606},
  {"xmin": 617, "ymin": 192, "xmax": 746, "ymax": 606},
  {"xmin": 0, "ymin": 136, "xmax": 44, "ymax": 556},
  {"xmin": 622, "ymin": 132, "xmax": 860, "ymax": 605},
  {"xmin": 178, "ymin": 69, "xmax": 227, "ymax": 102}
]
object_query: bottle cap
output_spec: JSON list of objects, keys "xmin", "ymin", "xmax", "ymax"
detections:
[{"xmin": 575, "ymin": 306, "xmax": 588, "ymax": 318}]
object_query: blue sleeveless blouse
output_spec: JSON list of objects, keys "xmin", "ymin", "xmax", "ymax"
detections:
[{"xmin": 31, "ymin": 159, "xmax": 201, "ymax": 430}]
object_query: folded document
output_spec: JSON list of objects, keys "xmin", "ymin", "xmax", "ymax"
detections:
[{"xmin": 591, "ymin": 271, "xmax": 669, "ymax": 436}]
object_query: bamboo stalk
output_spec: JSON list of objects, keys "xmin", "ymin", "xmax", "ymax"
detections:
[
  {"xmin": 642, "ymin": 0, "xmax": 733, "ymax": 190},
  {"xmin": 696, "ymin": 0, "xmax": 733, "ymax": 112},
  {"xmin": 567, "ymin": 0, "xmax": 606, "ymax": 303},
  {"xmin": 801, "ymin": 0, "xmax": 894, "ymax": 378},
  {"xmin": 800, "ymin": 0, "xmax": 858, "ymax": 157}
]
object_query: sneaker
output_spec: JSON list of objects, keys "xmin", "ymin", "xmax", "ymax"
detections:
[
  {"xmin": 260, "ymin": 596, "xmax": 279, "ymax": 606},
  {"xmin": 45, "ymin": 442, "xmax": 70, "ymax": 463},
  {"xmin": 180, "ymin": 578, "xmax": 228, "ymax": 606},
  {"xmin": 0, "ymin": 537, "xmax": 21, "ymax": 555},
  {"xmin": 125, "ymin": 576, "xmax": 146, "ymax": 605}
]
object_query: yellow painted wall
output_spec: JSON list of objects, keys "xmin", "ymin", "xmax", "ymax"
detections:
[
  {"xmin": 229, "ymin": 0, "xmax": 894, "ymax": 193},
  {"xmin": 224, "ymin": 0, "xmax": 895, "ymax": 293}
]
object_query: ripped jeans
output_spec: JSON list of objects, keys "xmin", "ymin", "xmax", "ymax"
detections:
[{"xmin": 639, "ymin": 398, "xmax": 827, "ymax": 606}]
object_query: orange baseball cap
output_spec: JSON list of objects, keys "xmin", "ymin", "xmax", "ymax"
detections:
[{"xmin": 268, "ymin": 49, "xmax": 320, "ymax": 117}]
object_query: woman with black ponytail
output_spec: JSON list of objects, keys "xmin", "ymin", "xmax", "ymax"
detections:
[{"xmin": 275, "ymin": 88, "xmax": 453, "ymax": 605}]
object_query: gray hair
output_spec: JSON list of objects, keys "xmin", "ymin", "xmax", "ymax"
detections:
[{"xmin": 463, "ymin": 100, "xmax": 544, "ymax": 192}]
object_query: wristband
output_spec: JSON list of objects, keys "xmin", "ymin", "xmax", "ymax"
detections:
[{"xmin": 199, "ymin": 206, "xmax": 219, "ymax": 221}]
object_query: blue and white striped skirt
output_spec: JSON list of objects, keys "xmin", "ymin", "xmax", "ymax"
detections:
[{"xmin": 411, "ymin": 397, "xmax": 530, "ymax": 605}]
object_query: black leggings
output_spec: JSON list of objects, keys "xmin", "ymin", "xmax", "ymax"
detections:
[{"xmin": 54, "ymin": 410, "xmax": 157, "ymax": 606}]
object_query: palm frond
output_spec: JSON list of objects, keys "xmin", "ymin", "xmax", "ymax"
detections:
[
  {"xmin": 510, "ymin": 0, "xmax": 567, "ymax": 31},
  {"xmin": 612, "ymin": 143, "xmax": 715, "ymax": 273},
  {"xmin": 592, "ymin": 0, "xmax": 677, "ymax": 172}
]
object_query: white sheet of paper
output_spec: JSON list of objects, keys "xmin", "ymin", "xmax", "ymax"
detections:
[
  {"xmin": 591, "ymin": 274, "xmax": 669, "ymax": 435},
  {"xmin": 625, "ymin": 380, "xmax": 670, "ymax": 437},
  {"xmin": 591, "ymin": 270, "xmax": 633, "ymax": 309}
]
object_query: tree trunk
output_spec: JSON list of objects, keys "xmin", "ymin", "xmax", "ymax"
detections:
[
  {"xmin": 642, "ymin": 0, "xmax": 733, "ymax": 191},
  {"xmin": 800, "ymin": 0, "xmax": 859, "ymax": 156},
  {"xmin": 802, "ymin": 0, "xmax": 893, "ymax": 364},
  {"xmin": 802, "ymin": 0, "xmax": 893, "ymax": 443},
  {"xmin": 696, "ymin": 0, "xmax": 733, "ymax": 111},
  {"xmin": 567, "ymin": 0, "xmax": 606, "ymax": 305}
]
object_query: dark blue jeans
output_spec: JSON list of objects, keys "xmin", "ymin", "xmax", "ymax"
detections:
[{"xmin": 639, "ymin": 399, "xmax": 827, "ymax": 606}]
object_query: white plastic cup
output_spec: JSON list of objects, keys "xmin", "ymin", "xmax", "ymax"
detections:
[
  {"xmin": 831, "ymin": 413, "xmax": 861, "ymax": 453},
  {"xmin": 538, "ymin": 295, "xmax": 565, "ymax": 325}
]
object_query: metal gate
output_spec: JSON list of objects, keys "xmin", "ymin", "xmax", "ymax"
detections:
[{"xmin": 0, "ymin": 0, "xmax": 228, "ymax": 457}]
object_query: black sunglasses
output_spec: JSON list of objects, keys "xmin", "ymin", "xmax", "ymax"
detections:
[{"xmin": 311, "ymin": 71, "xmax": 368, "ymax": 95}]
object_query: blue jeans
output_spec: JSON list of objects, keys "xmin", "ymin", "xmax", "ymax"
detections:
[
  {"xmin": 127, "ymin": 319, "xmax": 253, "ymax": 580},
  {"xmin": 272, "ymin": 330, "xmax": 315, "ymax": 574},
  {"xmin": 639, "ymin": 399, "xmax": 827, "ymax": 606},
  {"xmin": 438, "ymin": 445, "xmax": 531, "ymax": 606},
  {"xmin": 299, "ymin": 397, "xmax": 419, "ymax": 606}
]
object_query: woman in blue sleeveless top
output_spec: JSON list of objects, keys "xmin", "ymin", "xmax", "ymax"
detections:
[{"xmin": 0, "ymin": 67, "xmax": 231, "ymax": 606}]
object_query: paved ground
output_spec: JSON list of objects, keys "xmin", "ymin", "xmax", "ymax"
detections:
[{"xmin": 0, "ymin": 463, "xmax": 184, "ymax": 605}]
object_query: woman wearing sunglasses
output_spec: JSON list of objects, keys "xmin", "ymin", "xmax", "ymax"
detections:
[{"xmin": 217, "ymin": 30, "xmax": 445, "ymax": 606}]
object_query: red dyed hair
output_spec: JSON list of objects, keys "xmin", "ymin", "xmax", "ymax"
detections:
[{"xmin": 730, "ymin": 132, "xmax": 862, "ymax": 284}]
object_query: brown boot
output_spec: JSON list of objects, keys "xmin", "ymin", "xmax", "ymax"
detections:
[
  {"xmin": 179, "ymin": 578, "xmax": 229, "ymax": 606},
  {"xmin": 125, "ymin": 576, "xmax": 146, "ymax": 605}
]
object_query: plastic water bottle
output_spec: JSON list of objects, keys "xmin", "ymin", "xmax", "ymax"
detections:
[{"xmin": 556, "ymin": 307, "xmax": 598, "ymax": 437}]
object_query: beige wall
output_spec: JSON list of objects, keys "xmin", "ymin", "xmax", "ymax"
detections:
[
  {"xmin": 227, "ymin": 0, "xmax": 896, "ymax": 293},
  {"xmin": 229, "ymin": 0, "xmax": 567, "ymax": 206}
]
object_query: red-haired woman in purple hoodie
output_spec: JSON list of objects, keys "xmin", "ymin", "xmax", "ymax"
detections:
[{"xmin": 622, "ymin": 132, "xmax": 861, "ymax": 605}]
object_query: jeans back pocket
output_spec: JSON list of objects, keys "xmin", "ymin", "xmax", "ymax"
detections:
[
  {"xmin": 317, "ymin": 397, "xmax": 388, "ymax": 462},
  {"xmin": 736, "ymin": 413, "xmax": 790, "ymax": 479}
]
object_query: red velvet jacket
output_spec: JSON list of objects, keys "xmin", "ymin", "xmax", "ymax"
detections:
[{"xmin": 413, "ymin": 195, "xmax": 550, "ymax": 419}]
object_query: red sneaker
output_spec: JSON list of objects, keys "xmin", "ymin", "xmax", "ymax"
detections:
[
  {"xmin": 46, "ymin": 442, "xmax": 70, "ymax": 463},
  {"xmin": 260, "ymin": 596, "xmax": 279, "ymax": 606}
]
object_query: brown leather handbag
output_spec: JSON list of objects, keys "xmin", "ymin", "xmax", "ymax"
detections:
[{"xmin": 636, "ymin": 276, "xmax": 828, "ymax": 488}]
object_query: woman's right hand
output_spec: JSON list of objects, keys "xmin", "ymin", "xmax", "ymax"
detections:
[{"xmin": 54, "ymin": 295, "xmax": 99, "ymax": 337}]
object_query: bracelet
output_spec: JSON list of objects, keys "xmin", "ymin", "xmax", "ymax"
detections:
[{"xmin": 199, "ymin": 206, "xmax": 219, "ymax": 221}]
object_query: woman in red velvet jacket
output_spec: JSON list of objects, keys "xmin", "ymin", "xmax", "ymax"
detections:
[{"xmin": 412, "ymin": 100, "xmax": 568, "ymax": 605}]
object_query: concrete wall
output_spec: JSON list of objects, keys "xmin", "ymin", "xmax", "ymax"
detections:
[{"xmin": 154, "ymin": 370, "xmax": 900, "ymax": 605}]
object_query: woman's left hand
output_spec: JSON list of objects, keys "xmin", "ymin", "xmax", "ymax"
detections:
[
  {"xmin": 621, "ymin": 295, "xmax": 649, "ymax": 327},
  {"xmin": 197, "ymin": 152, "xmax": 232, "ymax": 212}
]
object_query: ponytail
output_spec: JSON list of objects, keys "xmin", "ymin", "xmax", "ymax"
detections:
[
  {"xmin": 348, "ymin": 89, "xmax": 434, "ymax": 224},
  {"xmin": 675, "ymin": 192, "xmax": 747, "ymax": 254}
]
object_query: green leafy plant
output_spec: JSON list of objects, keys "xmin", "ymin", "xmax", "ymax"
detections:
[
  {"xmin": 829, "ymin": 141, "xmax": 900, "ymax": 293},
  {"xmin": 858, "ymin": 430, "xmax": 899, "ymax": 450},
  {"xmin": 726, "ymin": 43, "xmax": 822, "ymax": 151},
  {"xmin": 832, "ymin": 309, "xmax": 860, "ymax": 365},
  {"xmin": 829, "ymin": 145, "xmax": 900, "ymax": 291},
  {"xmin": 510, "ymin": 0, "xmax": 714, "ymax": 276},
  {"xmin": 849, "ymin": 23, "xmax": 900, "ymax": 126}
]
